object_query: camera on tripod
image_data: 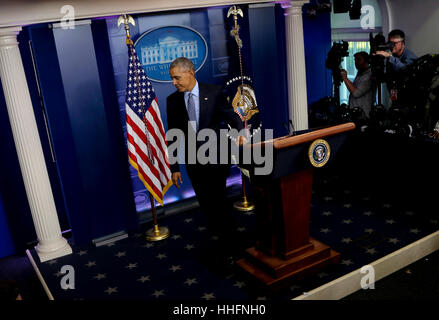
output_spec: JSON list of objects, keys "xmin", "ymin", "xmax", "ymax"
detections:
[{"xmin": 325, "ymin": 40, "xmax": 349, "ymax": 87}]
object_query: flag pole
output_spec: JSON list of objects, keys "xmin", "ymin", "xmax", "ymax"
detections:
[
  {"xmin": 118, "ymin": 14, "xmax": 170, "ymax": 241},
  {"xmin": 227, "ymin": 6, "xmax": 255, "ymax": 212}
]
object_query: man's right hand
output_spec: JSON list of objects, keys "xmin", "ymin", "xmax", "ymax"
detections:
[
  {"xmin": 375, "ymin": 51, "xmax": 391, "ymax": 58},
  {"xmin": 340, "ymin": 69, "xmax": 348, "ymax": 80},
  {"xmin": 172, "ymin": 172, "xmax": 183, "ymax": 189}
]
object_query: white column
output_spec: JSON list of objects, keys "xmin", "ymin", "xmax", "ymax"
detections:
[
  {"xmin": 0, "ymin": 26, "xmax": 72, "ymax": 262},
  {"xmin": 281, "ymin": 0, "xmax": 310, "ymax": 131}
]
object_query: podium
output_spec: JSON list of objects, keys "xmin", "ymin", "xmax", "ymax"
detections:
[{"xmin": 236, "ymin": 122, "xmax": 356, "ymax": 291}]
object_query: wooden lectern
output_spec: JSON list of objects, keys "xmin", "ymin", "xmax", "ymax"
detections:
[{"xmin": 236, "ymin": 122, "xmax": 356, "ymax": 291}]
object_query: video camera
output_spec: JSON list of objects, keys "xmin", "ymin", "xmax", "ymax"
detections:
[
  {"xmin": 325, "ymin": 40, "xmax": 349, "ymax": 87},
  {"xmin": 369, "ymin": 32, "xmax": 395, "ymax": 83},
  {"xmin": 370, "ymin": 32, "xmax": 395, "ymax": 53}
]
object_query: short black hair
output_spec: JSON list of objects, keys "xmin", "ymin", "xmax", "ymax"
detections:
[
  {"xmin": 389, "ymin": 29, "xmax": 405, "ymax": 41},
  {"xmin": 170, "ymin": 57, "xmax": 194, "ymax": 72},
  {"xmin": 354, "ymin": 51, "xmax": 370, "ymax": 64}
]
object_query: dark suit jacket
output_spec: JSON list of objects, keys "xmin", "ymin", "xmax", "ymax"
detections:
[{"xmin": 166, "ymin": 82, "xmax": 244, "ymax": 173}]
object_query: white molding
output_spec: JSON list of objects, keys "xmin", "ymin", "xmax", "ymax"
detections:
[
  {"xmin": 378, "ymin": 0, "xmax": 391, "ymax": 37},
  {"xmin": 0, "ymin": 0, "xmax": 273, "ymax": 28},
  {"xmin": 331, "ymin": 27, "xmax": 383, "ymax": 42},
  {"xmin": 293, "ymin": 230, "xmax": 439, "ymax": 300},
  {"xmin": 0, "ymin": 26, "xmax": 21, "ymax": 36},
  {"xmin": 92, "ymin": 231, "xmax": 128, "ymax": 247},
  {"xmin": 51, "ymin": 19, "xmax": 92, "ymax": 29},
  {"xmin": 331, "ymin": 27, "xmax": 382, "ymax": 34},
  {"xmin": 248, "ymin": 3, "xmax": 275, "ymax": 9}
]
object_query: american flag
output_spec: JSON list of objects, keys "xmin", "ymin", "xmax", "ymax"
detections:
[{"xmin": 125, "ymin": 42, "xmax": 172, "ymax": 205}]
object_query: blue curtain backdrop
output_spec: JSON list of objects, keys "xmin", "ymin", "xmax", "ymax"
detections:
[
  {"xmin": 248, "ymin": 4, "xmax": 290, "ymax": 139},
  {"xmin": 0, "ymin": 193, "xmax": 15, "ymax": 258},
  {"xmin": 303, "ymin": 0, "xmax": 333, "ymax": 108}
]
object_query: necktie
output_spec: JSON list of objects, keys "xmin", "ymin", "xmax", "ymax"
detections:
[{"xmin": 187, "ymin": 92, "xmax": 197, "ymax": 132}]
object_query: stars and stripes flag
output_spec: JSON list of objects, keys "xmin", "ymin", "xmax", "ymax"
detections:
[{"xmin": 125, "ymin": 41, "xmax": 172, "ymax": 205}]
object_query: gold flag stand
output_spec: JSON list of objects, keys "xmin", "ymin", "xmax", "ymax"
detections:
[
  {"xmin": 145, "ymin": 195, "xmax": 170, "ymax": 241},
  {"xmin": 118, "ymin": 14, "xmax": 169, "ymax": 241},
  {"xmin": 233, "ymin": 172, "xmax": 255, "ymax": 212}
]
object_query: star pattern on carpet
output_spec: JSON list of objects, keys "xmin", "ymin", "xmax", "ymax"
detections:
[
  {"xmin": 169, "ymin": 265, "xmax": 181, "ymax": 272},
  {"xmin": 341, "ymin": 259, "xmax": 354, "ymax": 266},
  {"xmin": 31, "ymin": 171, "xmax": 439, "ymax": 301},
  {"xmin": 85, "ymin": 261, "xmax": 96, "ymax": 267},
  {"xmin": 233, "ymin": 281, "xmax": 246, "ymax": 288},
  {"xmin": 201, "ymin": 293, "xmax": 215, "ymax": 300},
  {"xmin": 184, "ymin": 278, "xmax": 198, "ymax": 286},
  {"xmin": 156, "ymin": 253, "xmax": 167, "ymax": 260},
  {"xmin": 115, "ymin": 251, "xmax": 126, "ymax": 258},
  {"xmin": 137, "ymin": 275, "xmax": 150, "ymax": 283},
  {"xmin": 94, "ymin": 273, "xmax": 107, "ymax": 280},
  {"xmin": 125, "ymin": 263, "xmax": 138, "ymax": 269},
  {"xmin": 105, "ymin": 287, "xmax": 117, "ymax": 295},
  {"xmin": 152, "ymin": 290, "xmax": 165, "ymax": 298}
]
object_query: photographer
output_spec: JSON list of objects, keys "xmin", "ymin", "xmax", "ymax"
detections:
[
  {"xmin": 375, "ymin": 29, "xmax": 418, "ymax": 72},
  {"xmin": 340, "ymin": 51, "xmax": 375, "ymax": 118}
]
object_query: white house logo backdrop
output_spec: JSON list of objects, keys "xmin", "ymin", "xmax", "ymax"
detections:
[{"xmin": 134, "ymin": 26, "xmax": 208, "ymax": 82}]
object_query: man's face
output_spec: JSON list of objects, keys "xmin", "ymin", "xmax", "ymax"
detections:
[
  {"xmin": 169, "ymin": 67, "xmax": 196, "ymax": 92},
  {"xmin": 389, "ymin": 36, "xmax": 405, "ymax": 57},
  {"xmin": 354, "ymin": 55, "xmax": 365, "ymax": 70}
]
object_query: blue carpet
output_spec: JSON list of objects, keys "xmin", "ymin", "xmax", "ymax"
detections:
[{"xmin": 27, "ymin": 167, "xmax": 439, "ymax": 301}]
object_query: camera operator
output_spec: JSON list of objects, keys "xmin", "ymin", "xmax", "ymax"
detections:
[
  {"xmin": 375, "ymin": 29, "xmax": 417, "ymax": 72},
  {"xmin": 340, "ymin": 51, "xmax": 375, "ymax": 118}
]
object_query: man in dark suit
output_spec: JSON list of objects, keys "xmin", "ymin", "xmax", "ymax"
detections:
[{"xmin": 166, "ymin": 57, "xmax": 246, "ymax": 269}]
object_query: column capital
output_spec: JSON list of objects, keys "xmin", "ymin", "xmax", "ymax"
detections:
[
  {"xmin": 279, "ymin": 0, "xmax": 310, "ymax": 15},
  {"xmin": 0, "ymin": 26, "xmax": 22, "ymax": 36},
  {"xmin": 0, "ymin": 26, "xmax": 22, "ymax": 47}
]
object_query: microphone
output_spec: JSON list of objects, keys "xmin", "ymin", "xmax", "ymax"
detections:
[
  {"xmin": 288, "ymin": 120, "xmax": 295, "ymax": 136},
  {"xmin": 282, "ymin": 122, "xmax": 290, "ymax": 134}
]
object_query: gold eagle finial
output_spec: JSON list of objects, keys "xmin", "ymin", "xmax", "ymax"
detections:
[
  {"xmin": 117, "ymin": 14, "xmax": 136, "ymax": 44},
  {"xmin": 227, "ymin": 6, "xmax": 244, "ymax": 48}
]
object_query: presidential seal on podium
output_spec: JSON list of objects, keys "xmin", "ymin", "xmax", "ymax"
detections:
[{"xmin": 308, "ymin": 139, "xmax": 331, "ymax": 168}]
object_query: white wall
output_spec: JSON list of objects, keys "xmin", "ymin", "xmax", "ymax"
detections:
[
  {"xmin": 386, "ymin": 0, "xmax": 439, "ymax": 56},
  {"xmin": 331, "ymin": 0, "xmax": 382, "ymax": 30}
]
